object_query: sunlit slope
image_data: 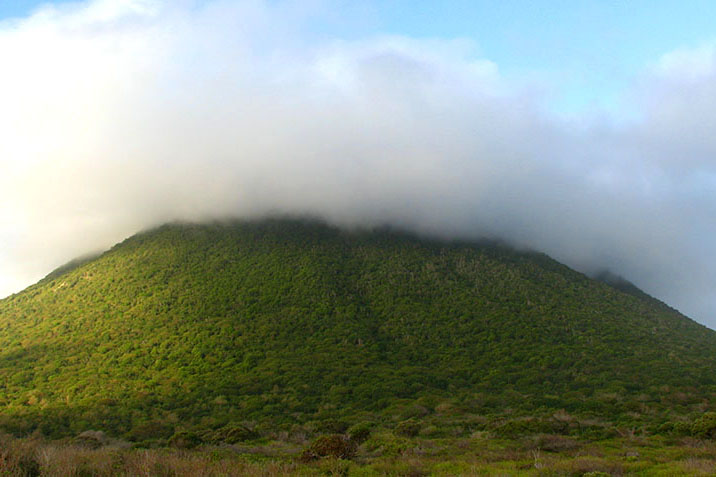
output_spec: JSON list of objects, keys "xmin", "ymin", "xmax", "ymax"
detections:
[{"xmin": 0, "ymin": 219, "xmax": 714, "ymax": 436}]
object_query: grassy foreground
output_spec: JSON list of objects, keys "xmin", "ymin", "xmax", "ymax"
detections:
[{"xmin": 2, "ymin": 429, "xmax": 716, "ymax": 476}]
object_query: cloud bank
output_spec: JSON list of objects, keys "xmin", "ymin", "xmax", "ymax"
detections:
[{"xmin": 1, "ymin": 0, "xmax": 716, "ymax": 327}]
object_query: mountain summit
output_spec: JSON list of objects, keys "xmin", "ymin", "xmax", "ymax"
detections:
[{"xmin": 0, "ymin": 218, "xmax": 714, "ymax": 438}]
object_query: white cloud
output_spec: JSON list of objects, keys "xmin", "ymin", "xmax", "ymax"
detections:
[
  {"xmin": 1, "ymin": 0, "xmax": 716, "ymax": 327},
  {"xmin": 656, "ymin": 43, "xmax": 716, "ymax": 79}
]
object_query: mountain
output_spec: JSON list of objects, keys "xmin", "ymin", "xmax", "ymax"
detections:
[{"xmin": 0, "ymin": 218, "xmax": 715, "ymax": 439}]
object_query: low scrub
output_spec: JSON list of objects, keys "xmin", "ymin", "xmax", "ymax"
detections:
[
  {"xmin": 394, "ymin": 419, "xmax": 421, "ymax": 438},
  {"xmin": 527, "ymin": 434, "xmax": 581, "ymax": 452},
  {"xmin": 209, "ymin": 423, "xmax": 260, "ymax": 444},
  {"xmin": 691, "ymin": 412, "xmax": 716, "ymax": 439},
  {"xmin": 168, "ymin": 431, "xmax": 202, "ymax": 449},
  {"xmin": 0, "ymin": 440, "xmax": 41, "ymax": 477},
  {"xmin": 300, "ymin": 434, "xmax": 356, "ymax": 461}
]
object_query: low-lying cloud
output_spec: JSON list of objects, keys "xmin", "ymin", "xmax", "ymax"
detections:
[{"xmin": 1, "ymin": 0, "xmax": 715, "ymax": 327}]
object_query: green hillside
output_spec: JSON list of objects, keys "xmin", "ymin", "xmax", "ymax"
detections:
[{"xmin": 0, "ymin": 218, "xmax": 715, "ymax": 440}]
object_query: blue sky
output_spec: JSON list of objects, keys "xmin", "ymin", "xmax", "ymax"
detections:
[
  {"xmin": 373, "ymin": 0, "xmax": 716, "ymax": 114},
  {"xmin": 3, "ymin": 0, "xmax": 715, "ymax": 115},
  {"xmin": 0, "ymin": 0, "xmax": 71, "ymax": 18},
  {"xmin": 1, "ymin": 0, "xmax": 716, "ymax": 327}
]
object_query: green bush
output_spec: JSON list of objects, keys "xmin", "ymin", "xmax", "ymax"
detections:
[
  {"xmin": 400, "ymin": 405, "xmax": 430, "ymax": 420},
  {"xmin": 494, "ymin": 418, "xmax": 558, "ymax": 438},
  {"xmin": 126, "ymin": 421, "xmax": 174, "ymax": 442},
  {"xmin": 316, "ymin": 419, "xmax": 350, "ymax": 434},
  {"xmin": 691, "ymin": 412, "xmax": 716, "ymax": 439},
  {"xmin": 348, "ymin": 422, "xmax": 372, "ymax": 445},
  {"xmin": 214, "ymin": 423, "xmax": 259, "ymax": 443},
  {"xmin": 673, "ymin": 421, "xmax": 693, "ymax": 436},
  {"xmin": 168, "ymin": 431, "xmax": 202, "ymax": 449},
  {"xmin": 656, "ymin": 420, "xmax": 692, "ymax": 436},
  {"xmin": 394, "ymin": 419, "xmax": 421, "ymax": 437}
]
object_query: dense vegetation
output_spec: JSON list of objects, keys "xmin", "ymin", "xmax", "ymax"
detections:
[{"xmin": 1, "ymin": 218, "xmax": 715, "ymax": 446}]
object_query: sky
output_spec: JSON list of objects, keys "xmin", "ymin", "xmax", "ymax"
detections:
[{"xmin": 1, "ymin": 0, "xmax": 716, "ymax": 328}]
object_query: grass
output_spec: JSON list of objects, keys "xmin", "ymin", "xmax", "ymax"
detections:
[{"xmin": 3, "ymin": 430, "xmax": 716, "ymax": 476}]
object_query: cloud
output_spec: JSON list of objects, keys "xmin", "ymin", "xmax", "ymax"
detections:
[{"xmin": 1, "ymin": 0, "xmax": 715, "ymax": 327}]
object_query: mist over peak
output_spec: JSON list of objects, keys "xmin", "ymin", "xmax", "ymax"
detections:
[{"xmin": 1, "ymin": 0, "xmax": 715, "ymax": 327}]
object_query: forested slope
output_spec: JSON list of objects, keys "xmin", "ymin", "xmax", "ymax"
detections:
[{"xmin": 0, "ymin": 218, "xmax": 714, "ymax": 439}]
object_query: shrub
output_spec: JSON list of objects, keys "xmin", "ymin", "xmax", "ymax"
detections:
[
  {"xmin": 494, "ymin": 417, "xmax": 563, "ymax": 438},
  {"xmin": 0, "ymin": 443, "xmax": 40, "ymax": 477},
  {"xmin": 214, "ymin": 424, "xmax": 259, "ymax": 444},
  {"xmin": 364, "ymin": 433, "xmax": 411, "ymax": 457},
  {"xmin": 418, "ymin": 425, "xmax": 443, "ymax": 438},
  {"xmin": 657, "ymin": 420, "xmax": 691, "ymax": 436},
  {"xmin": 126, "ymin": 421, "xmax": 174, "ymax": 442},
  {"xmin": 400, "ymin": 405, "xmax": 430, "ymax": 420},
  {"xmin": 168, "ymin": 431, "xmax": 202, "ymax": 449},
  {"xmin": 73, "ymin": 430, "xmax": 108, "ymax": 449},
  {"xmin": 317, "ymin": 457, "xmax": 352, "ymax": 476},
  {"xmin": 548, "ymin": 457, "xmax": 622, "ymax": 476},
  {"xmin": 347, "ymin": 423, "xmax": 372, "ymax": 445},
  {"xmin": 316, "ymin": 419, "xmax": 350, "ymax": 434},
  {"xmin": 300, "ymin": 434, "xmax": 356, "ymax": 461},
  {"xmin": 528, "ymin": 434, "xmax": 580, "ymax": 452},
  {"xmin": 394, "ymin": 419, "xmax": 421, "ymax": 438},
  {"xmin": 655, "ymin": 421, "xmax": 674, "ymax": 435},
  {"xmin": 673, "ymin": 421, "xmax": 693, "ymax": 436},
  {"xmin": 494, "ymin": 418, "xmax": 538, "ymax": 438},
  {"xmin": 16, "ymin": 453, "xmax": 41, "ymax": 477},
  {"xmin": 691, "ymin": 412, "xmax": 716, "ymax": 439}
]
